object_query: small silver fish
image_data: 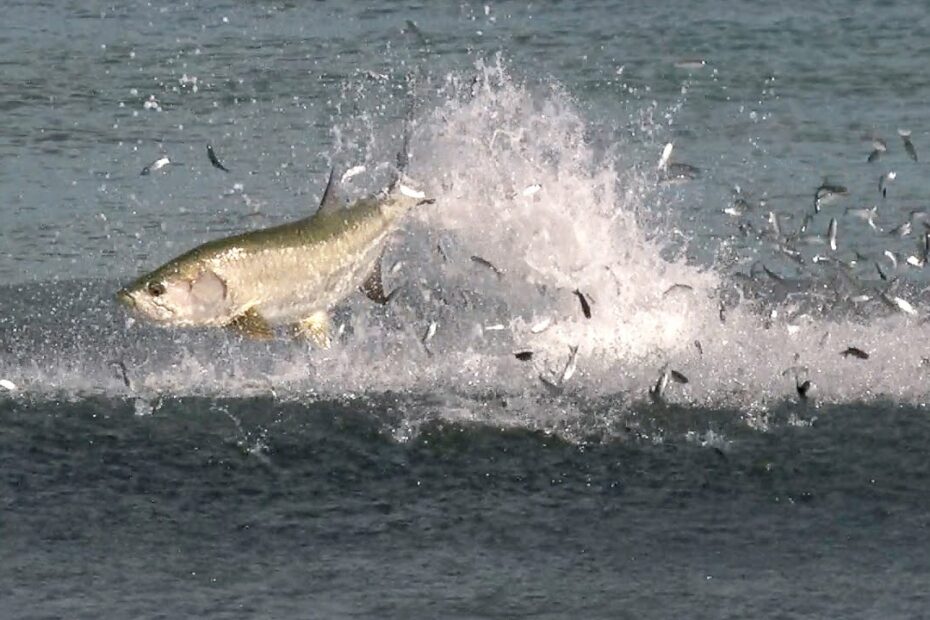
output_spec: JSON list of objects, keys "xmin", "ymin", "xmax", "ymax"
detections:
[
  {"xmin": 894, "ymin": 296, "xmax": 918, "ymax": 316},
  {"xmin": 663, "ymin": 283, "xmax": 694, "ymax": 297},
  {"xmin": 470, "ymin": 255, "xmax": 504, "ymax": 279},
  {"xmin": 796, "ymin": 378, "xmax": 812, "ymax": 400},
  {"xmin": 761, "ymin": 264, "xmax": 785, "ymax": 283},
  {"xmin": 899, "ymin": 129, "xmax": 918, "ymax": 162},
  {"xmin": 207, "ymin": 144, "xmax": 230, "ymax": 172},
  {"xmin": 660, "ymin": 162, "xmax": 700, "ymax": 182},
  {"xmin": 768, "ymin": 211, "xmax": 783, "ymax": 239},
  {"xmin": 422, "ymin": 321, "xmax": 437, "ymax": 344},
  {"xmin": 845, "ymin": 205, "xmax": 878, "ymax": 231},
  {"xmin": 884, "ymin": 250, "xmax": 899, "ymax": 269},
  {"xmin": 814, "ymin": 183, "xmax": 847, "ymax": 212},
  {"xmin": 670, "ymin": 370, "xmax": 689, "ymax": 384},
  {"xmin": 674, "ymin": 59, "xmax": 707, "ymax": 70},
  {"xmin": 875, "ymin": 260, "xmax": 890, "ymax": 281},
  {"xmin": 867, "ymin": 137, "xmax": 887, "ymax": 163},
  {"xmin": 657, "ymin": 143, "xmax": 674, "ymax": 170},
  {"xmin": 107, "ymin": 359, "xmax": 132, "ymax": 389},
  {"xmin": 881, "ymin": 293, "xmax": 918, "ymax": 316},
  {"xmin": 421, "ymin": 321, "xmax": 438, "ymax": 356},
  {"xmin": 140, "ymin": 156, "xmax": 171, "ymax": 176},
  {"xmin": 879, "ymin": 171, "xmax": 896, "ymax": 198},
  {"xmin": 888, "ymin": 220, "xmax": 912, "ymax": 237},
  {"xmin": 840, "ymin": 347, "xmax": 869, "ymax": 360},
  {"xmin": 648, "ymin": 364, "xmax": 688, "ymax": 403},
  {"xmin": 530, "ymin": 318, "xmax": 552, "ymax": 334},
  {"xmin": 573, "ymin": 289, "xmax": 592, "ymax": 319},
  {"xmin": 904, "ymin": 232, "xmax": 930, "ymax": 267},
  {"xmin": 723, "ymin": 204, "xmax": 745, "ymax": 218},
  {"xmin": 559, "ymin": 345, "xmax": 579, "ymax": 384}
]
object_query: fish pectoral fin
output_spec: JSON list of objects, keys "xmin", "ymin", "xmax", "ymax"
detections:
[
  {"xmin": 294, "ymin": 311, "xmax": 332, "ymax": 348},
  {"xmin": 227, "ymin": 308, "xmax": 274, "ymax": 340},
  {"xmin": 359, "ymin": 257, "xmax": 397, "ymax": 305}
]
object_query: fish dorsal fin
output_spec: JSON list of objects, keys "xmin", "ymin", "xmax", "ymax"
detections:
[
  {"xmin": 359, "ymin": 256, "xmax": 397, "ymax": 305},
  {"xmin": 317, "ymin": 167, "xmax": 341, "ymax": 215}
]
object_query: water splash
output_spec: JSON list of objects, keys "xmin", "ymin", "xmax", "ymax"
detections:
[{"xmin": 2, "ymin": 60, "xmax": 930, "ymax": 437}]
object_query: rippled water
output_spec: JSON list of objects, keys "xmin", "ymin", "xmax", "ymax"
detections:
[{"xmin": 3, "ymin": 1, "xmax": 930, "ymax": 618}]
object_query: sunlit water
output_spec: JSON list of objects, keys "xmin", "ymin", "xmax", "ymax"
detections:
[{"xmin": 3, "ymin": 2, "xmax": 930, "ymax": 618}]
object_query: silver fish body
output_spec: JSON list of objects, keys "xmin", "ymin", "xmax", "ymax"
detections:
[{"xmin": 117, "ymin": 182, "xmax": 426, "ymax": 338}]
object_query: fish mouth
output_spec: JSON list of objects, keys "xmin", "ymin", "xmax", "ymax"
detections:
[{"xmin": 115, "ymin": 288, "xmax": 135, "ymax": 308}]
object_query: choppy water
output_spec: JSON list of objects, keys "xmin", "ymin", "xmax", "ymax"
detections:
[{"xmin": 3, "ymin": 1, "xmax": 930, "ymax": 618}]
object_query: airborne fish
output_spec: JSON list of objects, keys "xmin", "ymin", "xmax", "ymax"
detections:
[
  {"xmin": 206, "ymin": 144, "xmax": 230, "ymax": 172},
  {"xmin": 814, "ymin": 182, "xmax": 847, "ymax": 213},
  {"xmin": 899, "ymin": 129, "xmax": 918, "ymax": 162},
  {"xmin": 141, "ymin": 156, "xmax": 171, "ymax": 176},
  {"xmin": 840, "ymin": 347, "xmax": 869, "ymax": 360},
  {"xmin": 116, "ymin": 168, "xmax": 432, "ymax": 346},
  {"xmin": 879, "ymin": 171, "xmax": 896, "ymax": 198},
  {"xmin": 648, "ymin": 363, "xmax": 688, "ymax": 403},
  {"xmin": 867, "ymin": 137, "xmax": 887, "ymax": 163},
  {"xmin": 659, "ymin": 162, "xmax": 700, "ymax": 182},
  {"xmin": 573, "ymin": 289, "xmax": 592, "ymax": 319},
  {"xmin": 845, "ymin": 205, "xmax": 878, "ymax": 231}
]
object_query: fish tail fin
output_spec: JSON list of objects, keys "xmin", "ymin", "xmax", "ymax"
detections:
[
  {"xmin": 385, "ymin": 126, "xmax": 434, "ymax": 207},
  {"xmin": 387, "ymin": 75, "xmax": 426, "ymax": 189},
  {"xmin": 387, "ymin": 97, "xmax": 415, "ymax": 191},
  {"xmin": 395, "ymin": 101, "xmax": 414, "ymax": 177},
  {"xmin": 381, "ymin": 78, "xmax": 434, "ymax": 209}
]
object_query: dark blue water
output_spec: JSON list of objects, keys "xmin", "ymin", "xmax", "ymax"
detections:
[
  {"xmin": 4, "ymin": 396, "xmax": 929, "ymax": 618},
  {"xmin": 4, "ymin": 1, "xmax": 930, "ymax": 618}
]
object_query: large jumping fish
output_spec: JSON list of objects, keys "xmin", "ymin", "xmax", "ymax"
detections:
[{"xmin": 116, "ymin": 170, "xmax": 432, "ymax": 346}]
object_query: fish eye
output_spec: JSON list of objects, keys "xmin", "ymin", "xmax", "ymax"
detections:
[{"xmin": 147, "ymin": 282, "xmax": 166, "ymax": 297}]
